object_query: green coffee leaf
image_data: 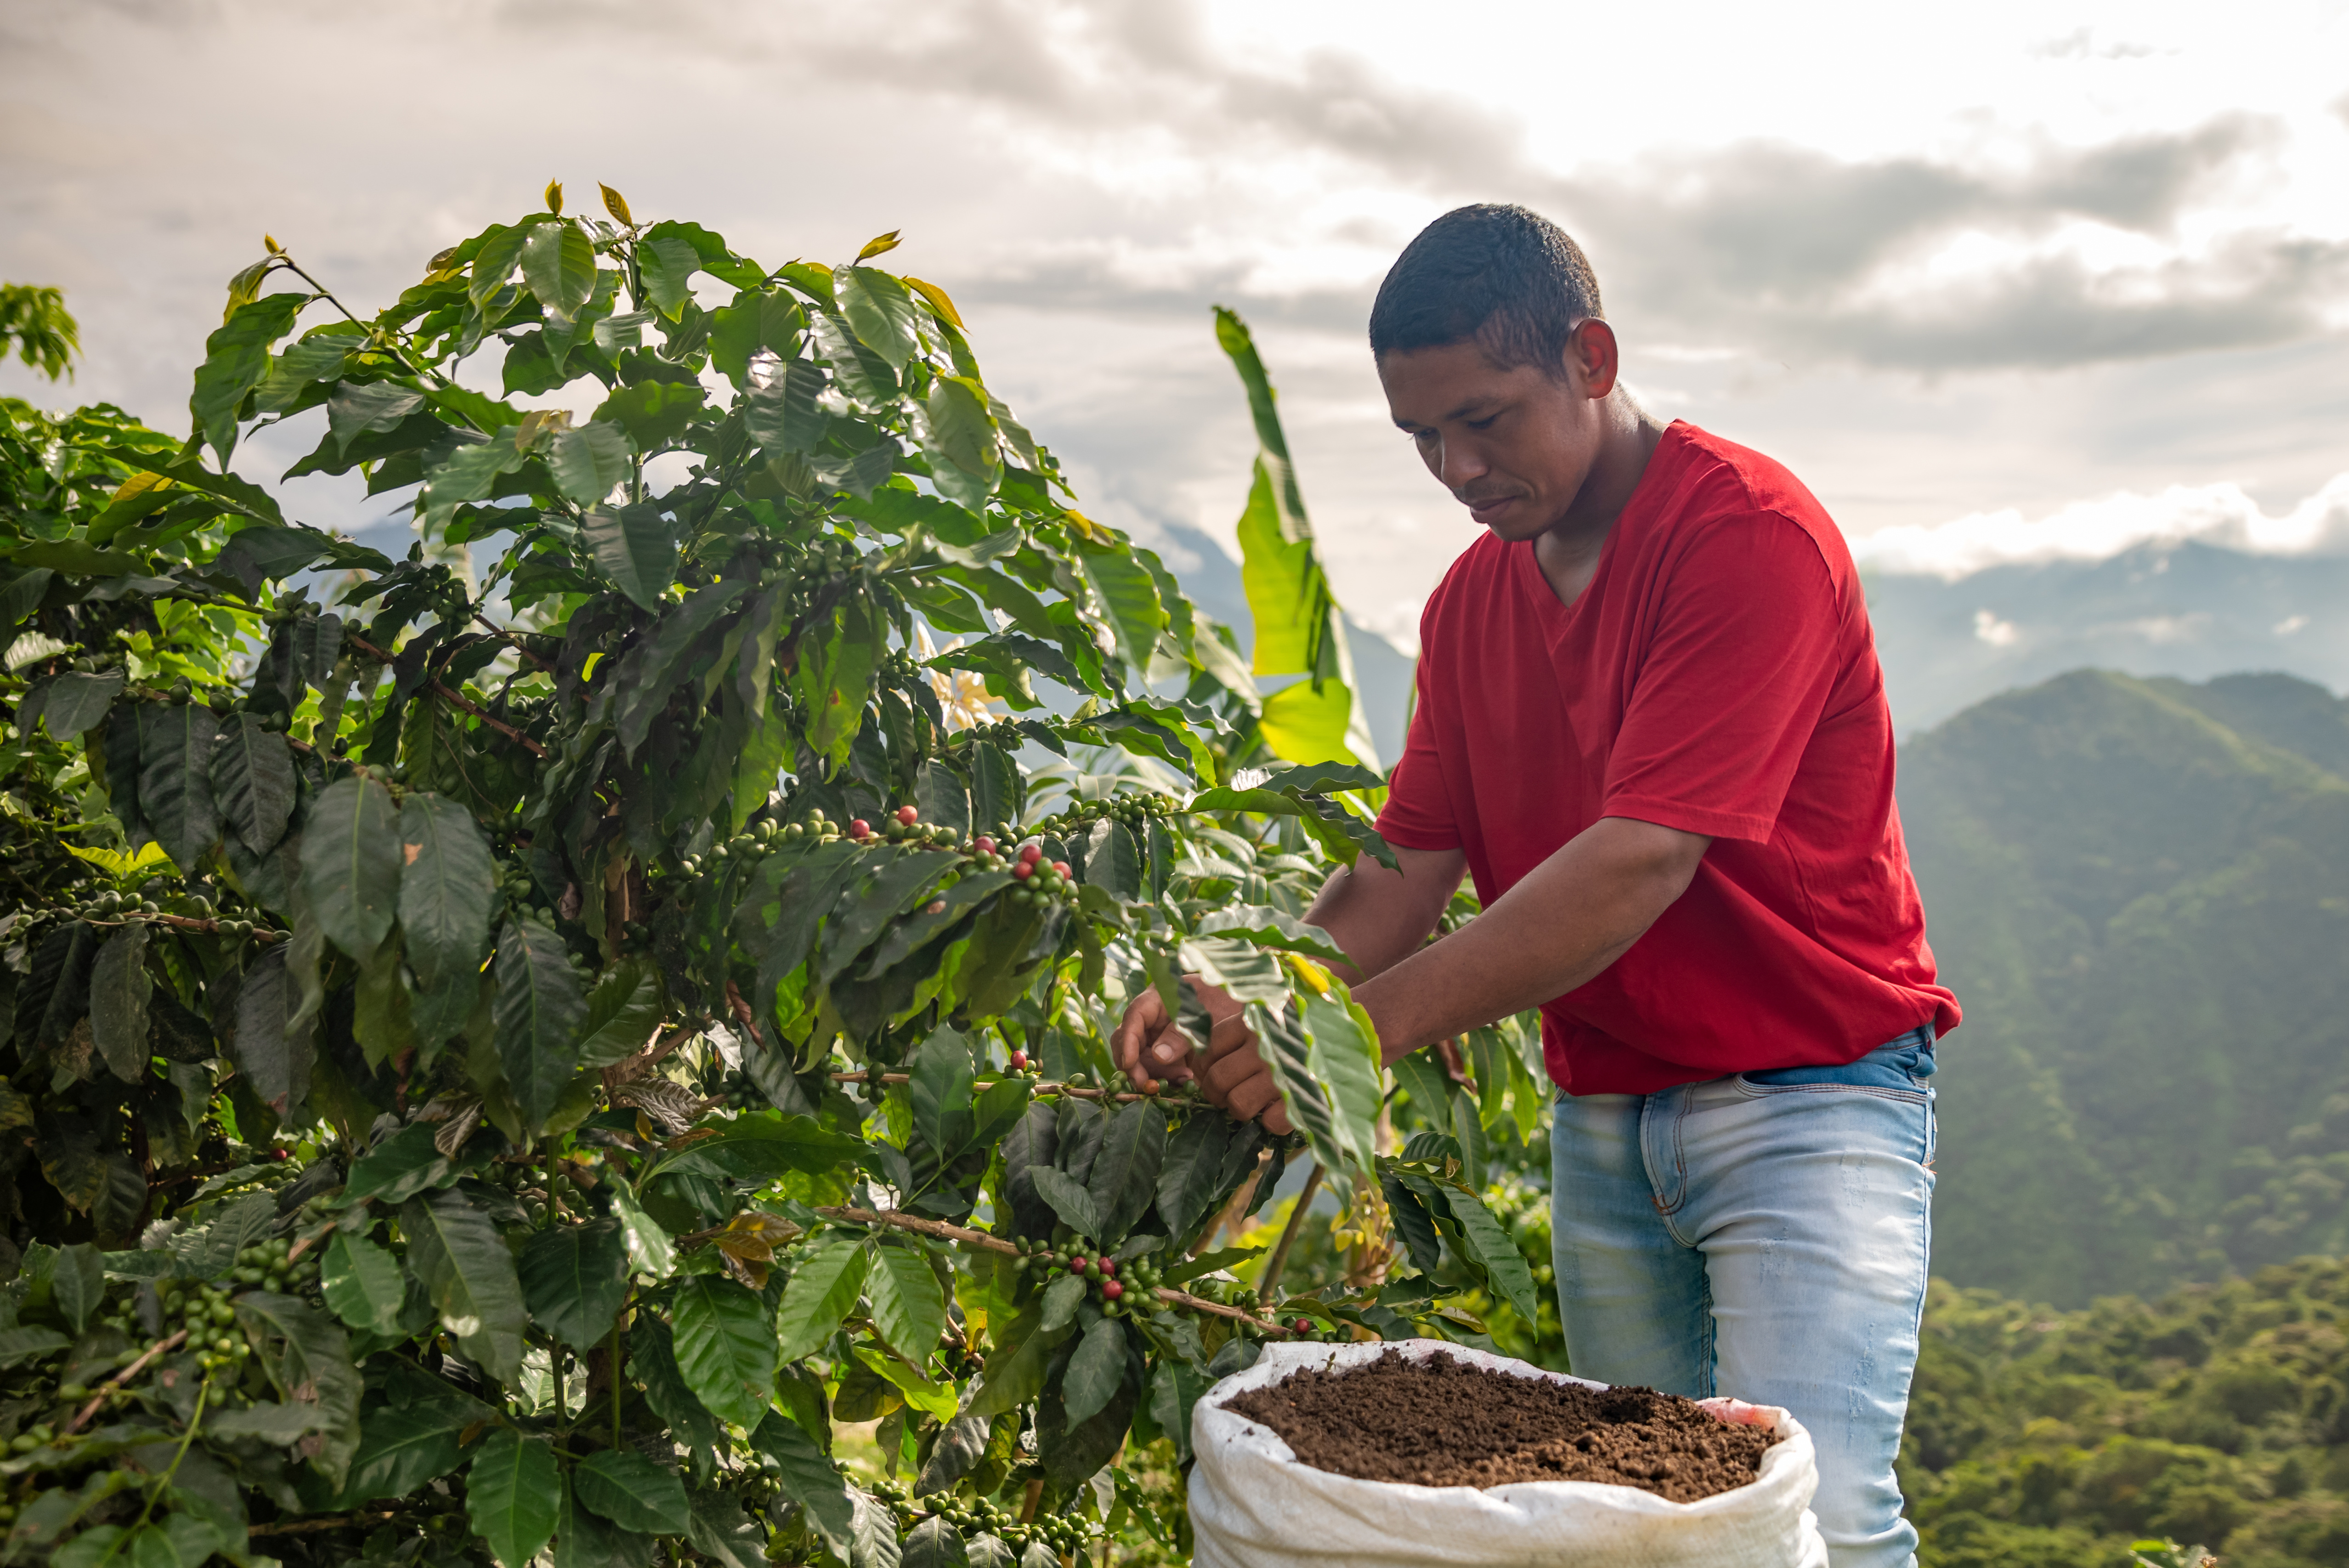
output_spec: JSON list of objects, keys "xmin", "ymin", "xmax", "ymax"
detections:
[
  {"xmin": 1193, "ymin": 904, "xmax": 1350, "ymax": 964},
  {"xmin": 1085, "ymin": 1098, "xmax": 1166, "ymax": 1245},
  {"xmin": 835, "ymin": 266, "xmax": 918, "ymax": 365},
  {"xmin": 910, "ymin": 1026, "xmax": 974, "ymax": 1159},
  {"xmin": 628, "ymin": 1316, "xmax": 726, "ymax": 1461},
  {"xmin": 51, "ymin": 1243, "xmax": 103, "ymax": 1336},
  {"xmin": 87, "ymin": 923, "xmax": 151, "ymax": 1084},
  {"xmin": 466, "ymin": 1428, "xmax": 561, "ymax": 1568},
  {"xmin": 232, "ymin": 1291, "xmax": 362, "ymax": 1487},
  {"xmin": 775, "ymin": 1239, "xmax": 868, "ymax": 1364},
  {"xmin": 640, "ymin": 236, "xmax": 701, "ymax": 319},
  {"xmin": 209, "ymin": 712, "xmax": 296, "ymax": 856},
  {"xmin": 401, "ymin": 1188, "xmax": 527, "ymax": 1387},
  {"xmin": 21, "ymin": 668, "xmax": 122, "ymax": 739},
  {"xmin": 228, "ymin": 943, "xmax": 313, "ymax": 1122},
  {"xmin": 322, "ymin": 1230, "xmax": 411, "ymax": 1338},
  {"xmin": 903, "ymin": 1517, "xmax": 968, "ymax": 1568},
  {"xmin": 136, "ymin": 702, "xmax": 220, "ymax": 873},
  {"xmin": 517, "ymin": 1217, "xmax": 628, "ymax": 1352},
  {"xmin": 962, "ymin": 1301, "xmax": 1070, "ymax": 1421},
  {"xmin": 749, "ymin": 1410, "xmax": 856, "ymax": 1557},
  {"xmin": 581, "ymin": 503, "xmax": 676, "ymax": 613},
  {"xmin": 1154, "ymin": 1113, "xmax": 1232, "ymax": 1241},
  {"xmin": 671, "ymin": 1274, "xmax": 777, "ymax": 1428},
  {"xmin": 398, "ymin": 792, "xmax": 495, "ymax": 993},
  {"xmin": 866, "ymin": 1244, "xmax": 945, "ymax": 1363},
  {"xmin": 1078, "ymin": 548, "xmax": 1165, "ymax": 674},
  {"xmin": 609, "ymin": 1176, "xmax": 675, "ymax": 1279},
  {"xmin": 1149, "ymin": 1357, "xmax": 1215, "ymax": 1464},
  {"xmin": 341, "ymin": 1403, "xmax": 467, "ymax": 1503},
  {"xmin": 492, "ymin": 915, "xmax": 587, "ymax": 1136},
  {"xmin": 553, "ymin": 1477, "xmax": 653, "ymax": 1568},
  {"xmin": 522, "ymin": 221, "xmax": 596, "ymax": 324},
  {"xmin": 1059, "ymin": 1316, "xmax": 1128, "ymax": 1428},
  {"xmin": 744, "ymin": 360, "xmax": 826, "ymax": 453},
  {"xmin": 1437, "ymin": 1177, "xmax": 1539, "ymax": 1324},
  {"xmin": 573, "ymin": 959, "xmax": 663, "ymax": 1069},
  {"xmin": 191, "ymin": 290, "xmax": 308, "ymax": 460},
  {"xmin": 686, "ymin": 1489, "xmax": 770, "ymax": 1568},
  {"xmin": 301, "ymin": 774, "xmax": 402, "ymax": 957},
  {"xmin": 571, "ymin": 1449, "xmax": 690, "ymax": 1536},
  {"xmin": 1037, "ymin": 1274, "xmax": 1085, "ymax": 1336},
  {"xmin": 1027, "ymin": 1166, "xmax": 1103, "ymax": 1241}
]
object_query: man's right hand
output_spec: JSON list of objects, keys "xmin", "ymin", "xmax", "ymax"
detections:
[{"xmin": 1111, "ymin": 977, "xmax": 1295, "ymax": 1136}]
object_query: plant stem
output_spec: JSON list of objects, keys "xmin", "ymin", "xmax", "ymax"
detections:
[
  {"xmin": 95, "ymin": 1374, "xmax": 208, "ymax": 1566},
  {"xmin": 609, "ymin": 1312, "xmax": 623, "ymax": 1448},
  {"xmin": 1258, "ymin": 1163, "xmax": 1323, "ymax": 1296}
]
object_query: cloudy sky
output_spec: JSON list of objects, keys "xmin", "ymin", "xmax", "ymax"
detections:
[{"xmin": 4, "ymin": 0, "xmax": 2346, "ymax": 651}]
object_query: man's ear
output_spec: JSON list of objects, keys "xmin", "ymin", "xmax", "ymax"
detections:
[{"xmin": 1568, "ymin": 319, "xmax": 1620, "ymax": 401}]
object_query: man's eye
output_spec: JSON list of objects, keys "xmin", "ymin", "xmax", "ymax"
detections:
[{"xmin": 1466, "ymin": 415, "xmax": 1498, "ymax": 431}]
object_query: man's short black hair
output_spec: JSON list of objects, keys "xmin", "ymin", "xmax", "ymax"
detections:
[{"xmin": 1368, "ymin": 204, "xmax": 1604, "ymax": 377}]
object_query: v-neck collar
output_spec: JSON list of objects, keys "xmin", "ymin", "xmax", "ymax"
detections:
[{"xmin": 1507, "ymin": 419, "xmax": 1689, "ymax": 627}]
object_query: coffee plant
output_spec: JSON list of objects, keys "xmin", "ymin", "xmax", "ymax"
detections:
[{"xmin": 0, "ymin": 188, "xmax": 1538, "ymax": 1567}]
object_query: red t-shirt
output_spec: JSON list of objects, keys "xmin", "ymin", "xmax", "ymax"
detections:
[{"xmin": 1376, "ymin": 421, "xmax": 1959, "ymax": 1096}]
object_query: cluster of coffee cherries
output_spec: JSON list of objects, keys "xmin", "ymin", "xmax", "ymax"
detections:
[
  {"xmin": 969, "ymin": 837, "xmax": 1075, "ymax": 909},
  {"xmin": 711, "ymin": 1066, "xmax": 765, "ymax": 1110},
  {"xmin": 868, "ymin": 1477, "xmax": 1095, "ymax": 1559},
  {"xmin": 62, "ymin": 881, "xmax": 278, "ymax": 943},
  {"xmin": 847, "ymin": 804, "xmax": 965, "ymax": 849},
  {"xmin": 1009, "ymin": 1238, "xmax": 1169, "ymax": 1317},
  {"xmin": 156, "ymin": 1277, "xmax": 255, "ymax": 1371},
  {"xmin": 1033, "ymin": 790, "xmax": 1182, "ymax": 841}
]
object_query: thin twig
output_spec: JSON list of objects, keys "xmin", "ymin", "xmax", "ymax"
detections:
[
  {"xmin": 248, "ymin": 1512, "xmax": 399, "ymax": 1538},
  {"xmin": 343, "ymin": 633, "xmax": 549, "ymax": 758},
  {"xmin": 813, "ymin": 1205, "xmax": 1296, "ymax": 1336},
  {"xmin": 828, "ymin": 1070, "xmax": 1182, "ymax": 1106},
  {"xmin": 474, "ymin": 612, "xmax": 556, "ymax": 672},
  {"xmin": 64, "ymin": 1329, "xmax": 189, "ymax": 1434},
  {"xmin": 1257, "ymin": 1162, "xmax": 1323, "ymax": 1297}
]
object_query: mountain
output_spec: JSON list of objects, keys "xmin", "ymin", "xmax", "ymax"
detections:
[
  {"xmin": 1172, "ymin": 524, "xmax": 2349, "ymax": 758},
  {"xmin": 1868, "ymin": 541, "xmax": 2349, "ymax": 734},
  {"xmin": 1900, "ymin": 669, "xmax": 2349, "ymax": 1307}
]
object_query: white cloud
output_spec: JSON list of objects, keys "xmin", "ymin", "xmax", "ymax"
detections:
[
  {"xmin": 1855, "ymin": 471, "xmax": 2349, "ymax": 578},
  {"xmin": 1973, "ymin": 609, "xmax": 2022, "ymax": 646}
]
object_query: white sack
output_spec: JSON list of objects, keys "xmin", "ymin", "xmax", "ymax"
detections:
[{"xmin": 1188, "ymin": 1338, "xmax": 1828, "ymax": 1568}]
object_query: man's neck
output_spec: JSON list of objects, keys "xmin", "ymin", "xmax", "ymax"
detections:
[{"xmin": 1531, "ymin": 403, "xmax": 1668, "ymax": 608}]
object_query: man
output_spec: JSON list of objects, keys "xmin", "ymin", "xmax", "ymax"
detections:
[{"xmin": 1114, "ymin": 204, "xmax": 1957, "ymax": 1568}]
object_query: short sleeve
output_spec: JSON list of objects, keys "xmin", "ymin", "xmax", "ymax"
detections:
[
  {"xmin": 1374, "ymin": 638, "xmax": 1462, "ymax": 851},
  {"xmin": 1601, "ymin": 513, "xmax": 1841, "ymax": 843}
]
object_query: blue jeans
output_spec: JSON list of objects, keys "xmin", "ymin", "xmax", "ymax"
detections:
[{"xmin": 1549, "ymin": 1028, "xmax": 1936, "ymax": 1568}]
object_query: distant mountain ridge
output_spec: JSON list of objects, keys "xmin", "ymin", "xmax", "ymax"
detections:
[
  {"xmin": 1162, "ymin": 522, "xmax": 2347, "ymax": 755},
  {"xmin": 1900, "ymin": 669, "xmax": 2349, "ymax": 1306},
  {"xmin": 1868, "ymin": 540, "xmax": 2349, "ymax": 732}
]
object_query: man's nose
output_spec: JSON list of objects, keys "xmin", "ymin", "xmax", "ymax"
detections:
[{"xmin": 1438, "ymin": 435, "xmax": 1489, "ymax": 491}]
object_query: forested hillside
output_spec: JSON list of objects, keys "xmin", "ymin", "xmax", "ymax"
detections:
[
  {"xmin": 1907, "ymin": 1258, "xmax": 2349, "ymax": 1567},
  {"xmin": 1901, "ymin": 670, "xmax": 2349, "ymax": 1306}
]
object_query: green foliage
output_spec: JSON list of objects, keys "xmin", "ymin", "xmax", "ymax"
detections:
[
  {"xmin": 0, "ymin": 285, "xmax": 79, "ymax": 383},
  {"xmin": 1213, "ymin": 309, "xmax": 1379, "ymax": 768},
  {"xmin": 1905, "ymin": 670, "xmax": 2349, "ymax": 1306},
  {"xmin": 1905, "ymin": 1257, "xmax": 2349, "ymax": 1567},
  {"xmin": 0, "ymin": 194, "xmax": 1542, "ymax": 1565}
]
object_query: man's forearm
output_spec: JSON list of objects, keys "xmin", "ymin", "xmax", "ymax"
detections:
[
  {"xmin": 1349, "ymin": 816, "xmax": 1707, "ymax": 1060},
  {"xmin": 1301, "ymin": 843, "xmax": 1468, "ymax": 988}
]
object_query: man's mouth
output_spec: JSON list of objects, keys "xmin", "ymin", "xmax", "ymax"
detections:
[{"xmin": 1463, "ymin": 493, "xmax": 1521, "ymax": 524}]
